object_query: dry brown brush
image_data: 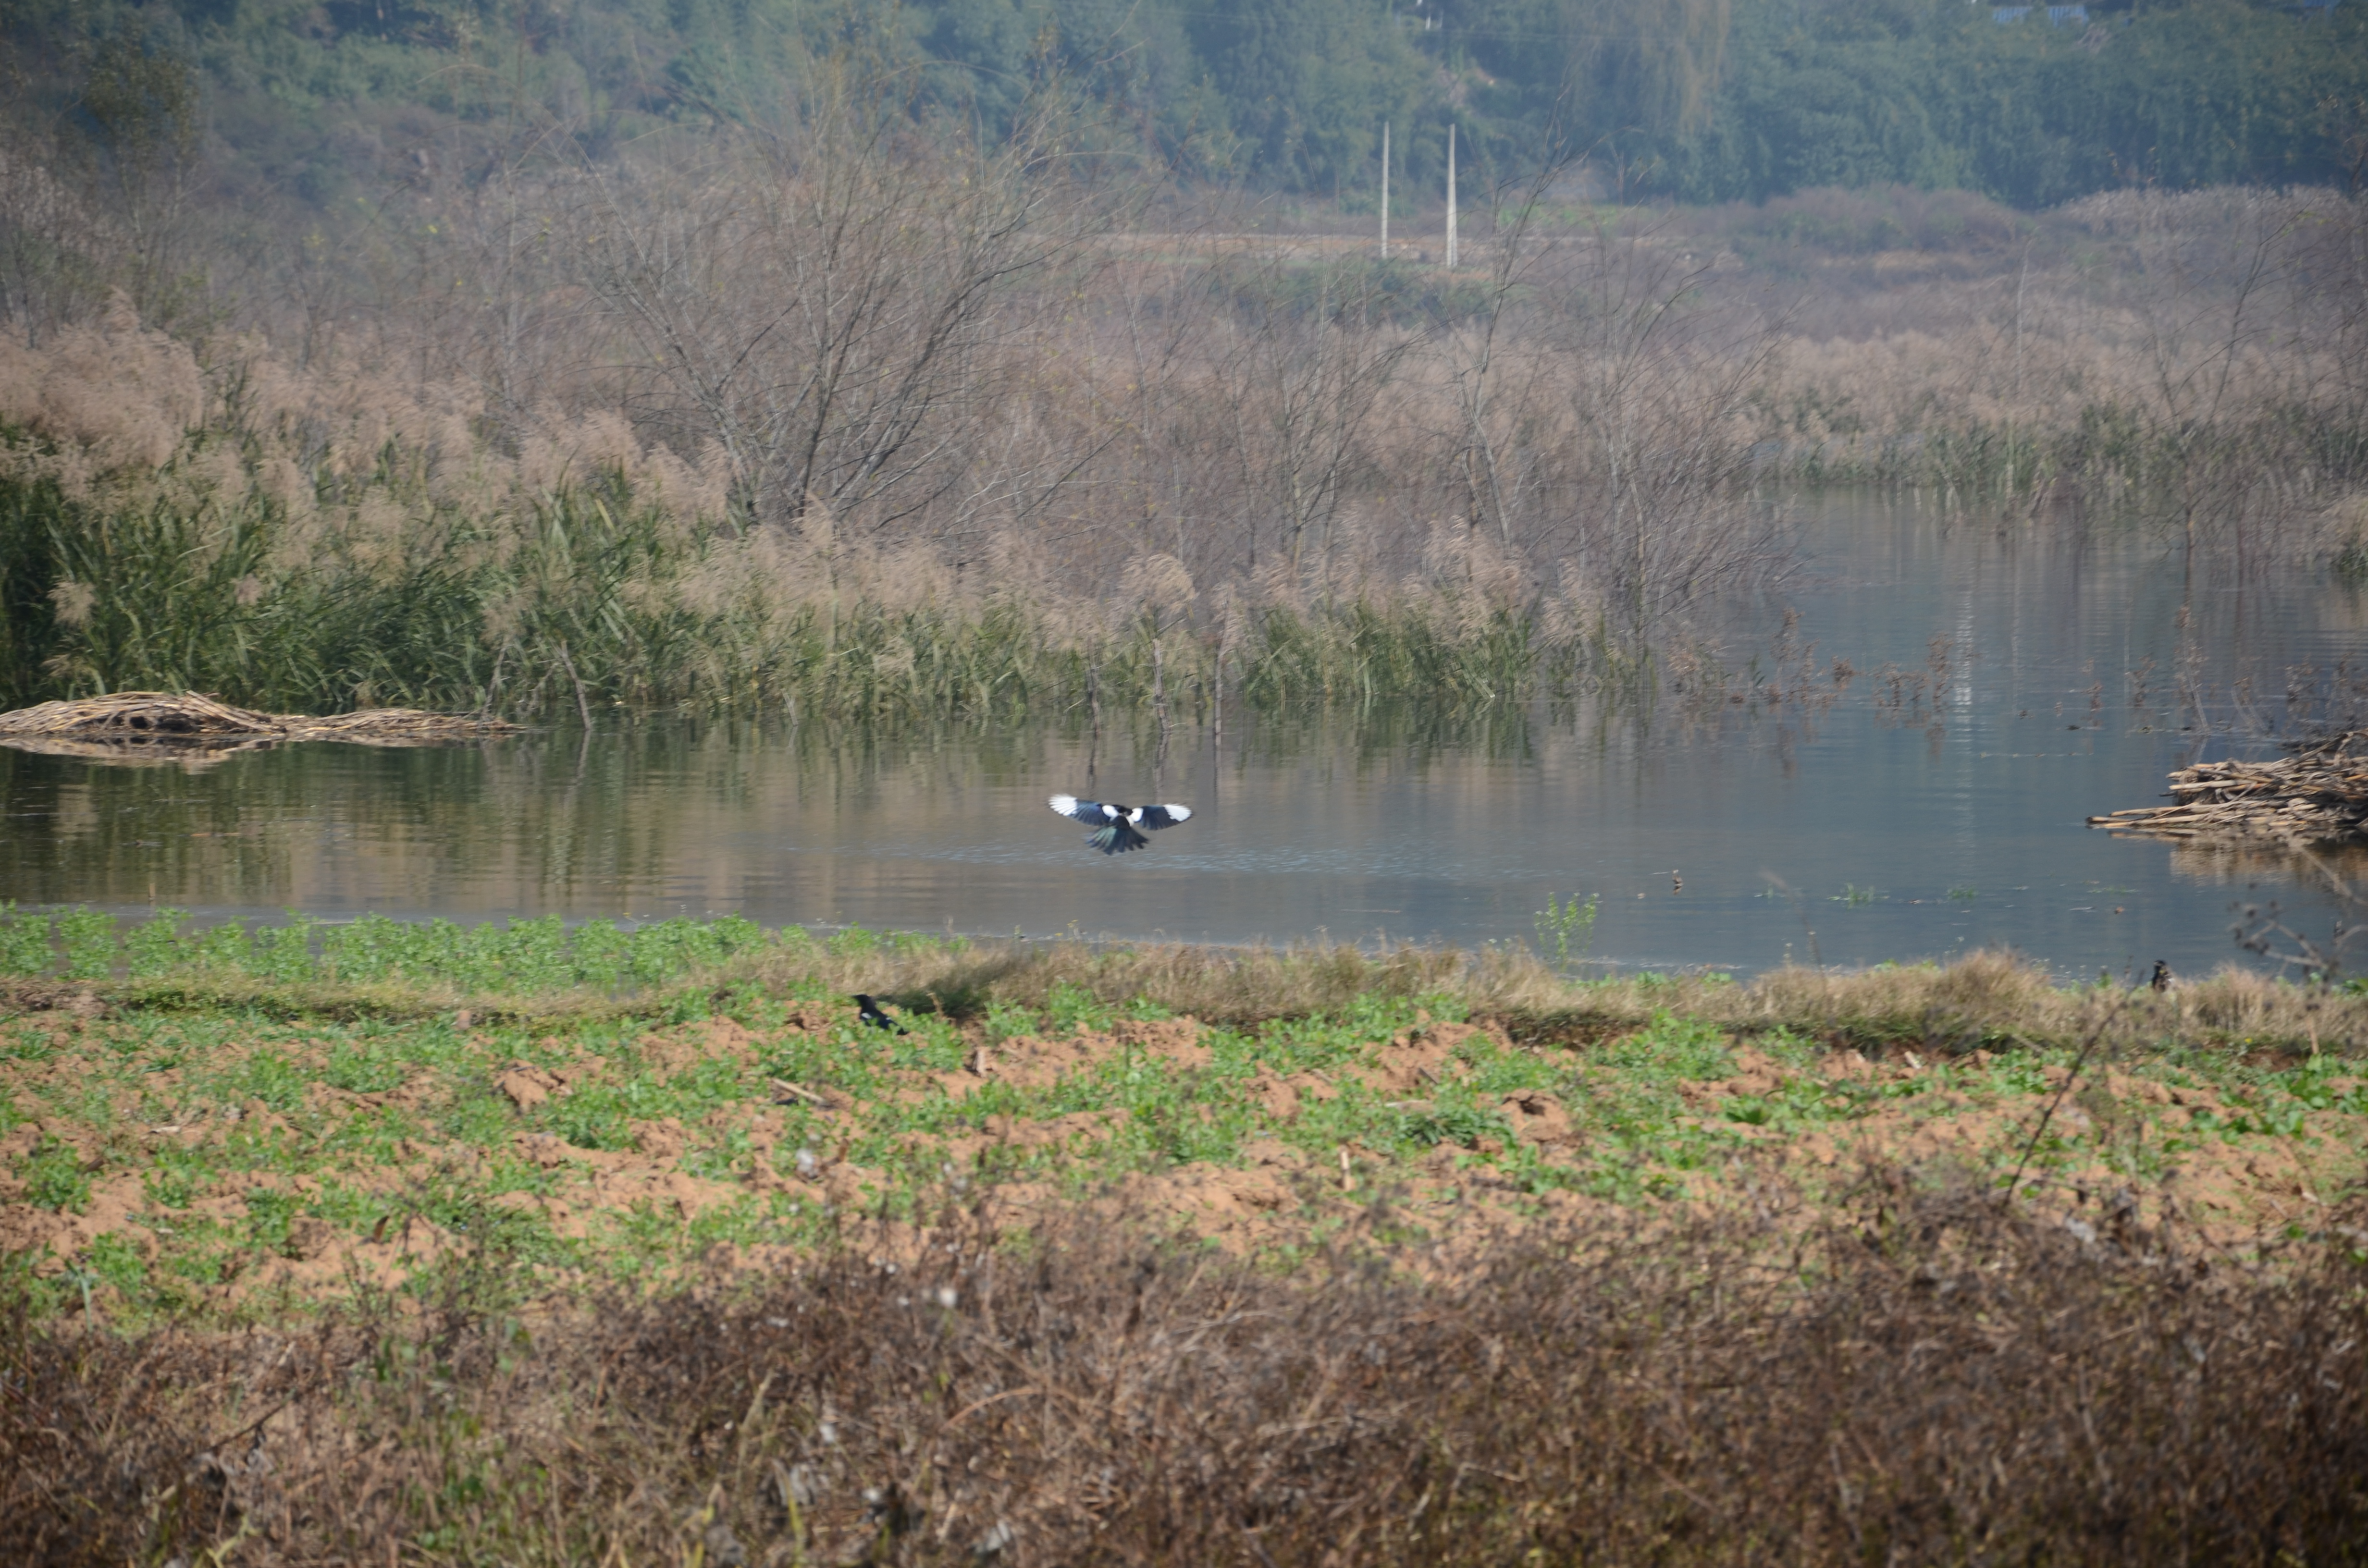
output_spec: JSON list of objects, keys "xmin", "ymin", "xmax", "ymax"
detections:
[
  {"xmin": 0, "ymin": 106, "xmax": 1801, "ymax": 716},
  {"xmin": 3, "ymin": 106, "xmax": 2364, "ymax": 717},
  {"xmin": 1752, "ymin": 188, "xmax": 2368, "ymax": 564},
  {"xmin": 5, "ymin": 1183, "xmax": 2364, "ymax": 1565},
  {"xmin": 734, "ymin": 940, "xmax": 2368, "ymax": 1057}
]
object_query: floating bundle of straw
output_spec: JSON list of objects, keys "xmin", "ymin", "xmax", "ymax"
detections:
[
  {"xmin": 274, "ymin": 709, "xmax": 525, "ymax": 742},
  {"xmin": 0, "ymin": 692, "xmax": 521, "ymax": 757},
  {"xmin": 2088, "ymin": 738, "xmax": 2368, "ymax": 845}
]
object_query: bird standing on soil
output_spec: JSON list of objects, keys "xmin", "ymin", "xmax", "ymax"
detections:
[
  {"xmin": 853, "ymin": 993, "xmax": 907, "ymax": 1033},
  {"xmin": 2150, "ymin": 960, "xmax": 2174, "ymax": 993},
  {"xmin": 1047, "ymin": 794, "xmax": 1194, "ymax": 855}
]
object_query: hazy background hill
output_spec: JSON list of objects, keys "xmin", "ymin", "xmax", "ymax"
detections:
[
  {"xmin": 3, "ymin": 0, "xmax": 2362, "ymax": 342},
  {"xmin": 2, "ymin": 0, "xmax": 2362, "ymax": 222}
]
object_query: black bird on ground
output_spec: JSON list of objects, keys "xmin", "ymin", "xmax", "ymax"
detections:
[
  {"xmin": 853, "ymin": 993, "xmax": 907, "ymax": 1033},
  {"xmin": 2150, "ymin": 960, "xmax": 2174, "ymax": 993},
  {"xmin": 1048, "ymin": 794, "xmax": 1194, "ymax": 855}
]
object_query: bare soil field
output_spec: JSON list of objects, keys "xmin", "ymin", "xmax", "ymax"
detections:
[
  {"xmin": 3, "ymin": 953, "xmax": 2362, "ymax": 1317},
  {"xmin": 4, "ymin": 934, "xmax": 2366, "ymax": 1563}
]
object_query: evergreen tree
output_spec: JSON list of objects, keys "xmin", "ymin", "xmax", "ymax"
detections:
[{"xmin": 1184, "ymin": 0, "xmax": 1427, "ymax": 191}]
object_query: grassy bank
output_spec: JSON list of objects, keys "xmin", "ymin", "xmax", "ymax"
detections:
[{"xmin": 3, "ymin": 914, "xmax": 2365, "ymax": 1561}]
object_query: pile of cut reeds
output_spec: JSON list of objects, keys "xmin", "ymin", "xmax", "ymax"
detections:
[
  {"xmin": 0, "ymin": 691, "xmax": 521, "ymax": 756},
  {"xmin": 2089, "ymin": 735, "xmax": 2368, "ymax": 844}
]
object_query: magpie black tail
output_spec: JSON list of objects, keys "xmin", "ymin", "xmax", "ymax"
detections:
[{"xmin": 1087, "ymin": 822, "xmax": 1148, "ymax": 854}]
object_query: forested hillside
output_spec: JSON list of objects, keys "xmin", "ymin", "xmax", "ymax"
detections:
[
  {"xmin": 1460, "ymin": 0, "xmax": 2368, "ymax": 204},
  {"xmin": 1, "ymin": 0, "xmax": 2360, "ymax": 221}
]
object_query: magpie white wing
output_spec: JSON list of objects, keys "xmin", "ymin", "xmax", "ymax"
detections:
[
  {"xmin": 1137, "ymin": 804, "xmax": 1193, "ymax": 831},
  {"xmin": 1049, "ymin": 794, "xmax": 1115, "ymax": 824}
]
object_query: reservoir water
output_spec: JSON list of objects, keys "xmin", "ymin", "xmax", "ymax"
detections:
[{"xmin": 2, "ymin": 500, "xmax": 2361, "ymax": 980}]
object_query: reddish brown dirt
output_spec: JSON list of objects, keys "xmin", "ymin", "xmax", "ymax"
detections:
[{"xmin": 5, "ymin": 1002, "xmax": 2361, "ymax": 1313}]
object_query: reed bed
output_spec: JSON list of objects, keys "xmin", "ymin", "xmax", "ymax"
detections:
[
  {"xmin": 0, "ymin": 319, "xmax": 1592, "ymax": 718},
  {"xmin": 2, "ymin": 142, "xmax": 2362, "ymax": 721},
  {"xmin": 1740, "ymin": 188, "xmax": 2368, "ymax": 552}
]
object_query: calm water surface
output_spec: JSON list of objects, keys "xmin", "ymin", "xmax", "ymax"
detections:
[{"xmin": 4, "ymin": 500, "xmax": 2363, "ymax": 980}]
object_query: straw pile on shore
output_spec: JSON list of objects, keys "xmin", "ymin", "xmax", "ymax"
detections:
[
  {"xmin": 2088, "ymin": 736, "xmax": 2368, "ymax": 845},
  {"xmin": 0, "ymin": 692, "xmax": 520, "ymax": 764}
]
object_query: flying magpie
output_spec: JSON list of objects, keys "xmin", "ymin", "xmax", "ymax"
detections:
[
  {"xmin": 1048, "ymin": 793, "xmax": 1194, "ymax": 855},
  {"xmin": 853, "ymin": 993, "xmax": 907, "ymax": 1033}
]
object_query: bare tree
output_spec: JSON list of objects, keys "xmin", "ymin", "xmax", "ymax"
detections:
[
  {"xmin": 1536, "ymin": 216, "xmax": 1786, "ymax": 640},
  {"xmin": 0, "ymin": 147, "xmax": 117, "ymax": 346},
  {"xmin": 2103, "ymin": 191, "xmax": 2319, "ymax": 574},
  {"xmin": 1439, "ymin": 124, "xmax": 1582, "ymax": 554},
  {"xmin": 0, "ymin": 27, "xmax": 203, "ymax": 345},
  {"xmin": 1212, "ymin": 256, "xmax": 1411, "ymax": 596},
  {"xmin": 577, "ymin": 64, "xmax": 1109, "ymax": 538},
  {"xmin": 77, "ymin": 25, "xmax": 204, "ymax": 330}
]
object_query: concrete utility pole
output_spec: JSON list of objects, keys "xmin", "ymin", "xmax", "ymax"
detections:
[
  {"xmin": 1445, "ymin": 122, "xmax": 1457, "ymax": 269},
  {"xmin": 1380, "ymin": 121, "xmax": 1389, "ymax": 259}
]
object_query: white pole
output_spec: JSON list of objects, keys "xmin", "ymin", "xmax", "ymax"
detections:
[
  {"xmin": 1380, "ymin": 121, "xmax": 1389, "ymax": 260},
  {"xmin": 1445, "ymin": 122, "xmax": 1458, "ymax": 269}
]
